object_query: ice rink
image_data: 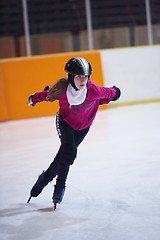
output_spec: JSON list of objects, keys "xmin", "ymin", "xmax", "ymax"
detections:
[{"xmin": 0, "ymin": 102, "xmax": 160, "ymax": 240}]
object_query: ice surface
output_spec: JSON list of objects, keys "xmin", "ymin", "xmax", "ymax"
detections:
[{"xmin": 0, "ymin": 103, "xmax": 160, "ymax": 240}]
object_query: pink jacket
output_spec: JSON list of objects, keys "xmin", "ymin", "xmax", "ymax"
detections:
[{"xmin": 32, "ymin": 79, "xmax": 117, "ymax": 130}]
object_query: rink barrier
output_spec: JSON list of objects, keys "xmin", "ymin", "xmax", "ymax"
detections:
[
  {"xmin": 108, "ymin": 98, "xmax": 160, "ymax": 108},
  {"xmin": 0, "ymin": 45, "xmax": 160, "ymax": 122},
  {"xmin": 0, "ymin": 51, "xmax": 105, "ymax": 122},
  {"xmin": 100, "ymin": 45, "xmax": 160, "ymax": 108}
]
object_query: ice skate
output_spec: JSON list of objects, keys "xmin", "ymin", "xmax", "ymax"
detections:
[
  {"xmin": 27, "ymin": 171, "xmax": 50, "ymax": 203},
  {"xmin": 52, "ymin": 185, "xmax": 66, "ymax": 210}
]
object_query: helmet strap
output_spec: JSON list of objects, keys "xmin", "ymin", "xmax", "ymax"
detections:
[{"xmin": 68, "ymin": 73, "xmax": 79, "ymax": 91}]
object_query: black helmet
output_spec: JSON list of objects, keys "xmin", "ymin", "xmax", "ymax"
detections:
[{"xmin": 65, "ymin": 57, "xmax": 92, "ymax": 76}]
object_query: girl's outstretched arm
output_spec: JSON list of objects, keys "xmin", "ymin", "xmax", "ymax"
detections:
[{"xmin": 27, "ymin": 90, "xmax": 49, "ymax": 107}]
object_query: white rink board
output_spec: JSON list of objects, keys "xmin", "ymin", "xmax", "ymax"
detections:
[{"xmin": 100, "ymin": 45, "xmax": 160, "ymax": 103}]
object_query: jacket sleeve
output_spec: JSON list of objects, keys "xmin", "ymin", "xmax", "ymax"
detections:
[
  {"xmin": 87, "ymin": 81, "xmax": 120, "ymax": 101},
  {"xmin": 99, "ymin": 86, "xmax": 121, "ymax": 105},
  {"xmin": 99, "ymin": 98, "xmax": 110, "ymax": 105},
  {"xmin": 32, "ymin": 90, "xmax": 49, "ymax": 104}
]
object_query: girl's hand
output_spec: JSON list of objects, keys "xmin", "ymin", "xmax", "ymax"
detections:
[
  {"xmin": 112, "ymin": 86, "xmax": 121, "ymax": 101},
  {"xmin": 27, "ymin": 94, "xmax": 36, "ymax": 107}
]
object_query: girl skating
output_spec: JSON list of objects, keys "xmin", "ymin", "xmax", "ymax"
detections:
[{"xmin": 27, "ymin": 57, "xmax": 121, "ymax": 209}]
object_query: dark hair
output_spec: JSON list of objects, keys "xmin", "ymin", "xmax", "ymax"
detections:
[{"xmin": 47, "ymin": 78, "xmax": 69, "ymax": 102}]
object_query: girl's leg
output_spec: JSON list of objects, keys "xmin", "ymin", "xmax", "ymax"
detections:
[
  {"xmin": 74, "ymin": 127, "xmax": 90, "ymax": 147},
  {"xmin": 27, "ymin": 114, "xmax": 64, "ymax": 201},
  {"xmin": 44, "ymin": 147, "xmax": 61, "ymax": 181},
  {"xmin": 44, "ymin": 112, "xmax": 72, "ymax": 181},
  {"xmin": 53, "ymin": 117, "xmax": 90, "ymax": 203},
  {"xmin": 55, "ymin": 114, "xmax": 77, "ymax": 189},
  {"xmin": 46, "ymin": 113, "xmax": 90, "ymax": 186}
]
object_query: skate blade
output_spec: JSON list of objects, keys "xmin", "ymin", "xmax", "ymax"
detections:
[
  {"xmin": 27, "ymin": 196, "xmax": 32, "ymax": 203},
  {"xmin": 53, "ymin": 201, "xmax": 57, "ymax": 210}
]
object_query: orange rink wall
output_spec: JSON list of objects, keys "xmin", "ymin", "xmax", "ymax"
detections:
[{"xmin": 0, "ymin": 51, "xmax": 106, "ymax": 122}]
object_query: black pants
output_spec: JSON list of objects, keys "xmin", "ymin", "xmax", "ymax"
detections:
[{"xmin": 45, "ymin": 113, "xmax": 90, "ymax": 188}]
